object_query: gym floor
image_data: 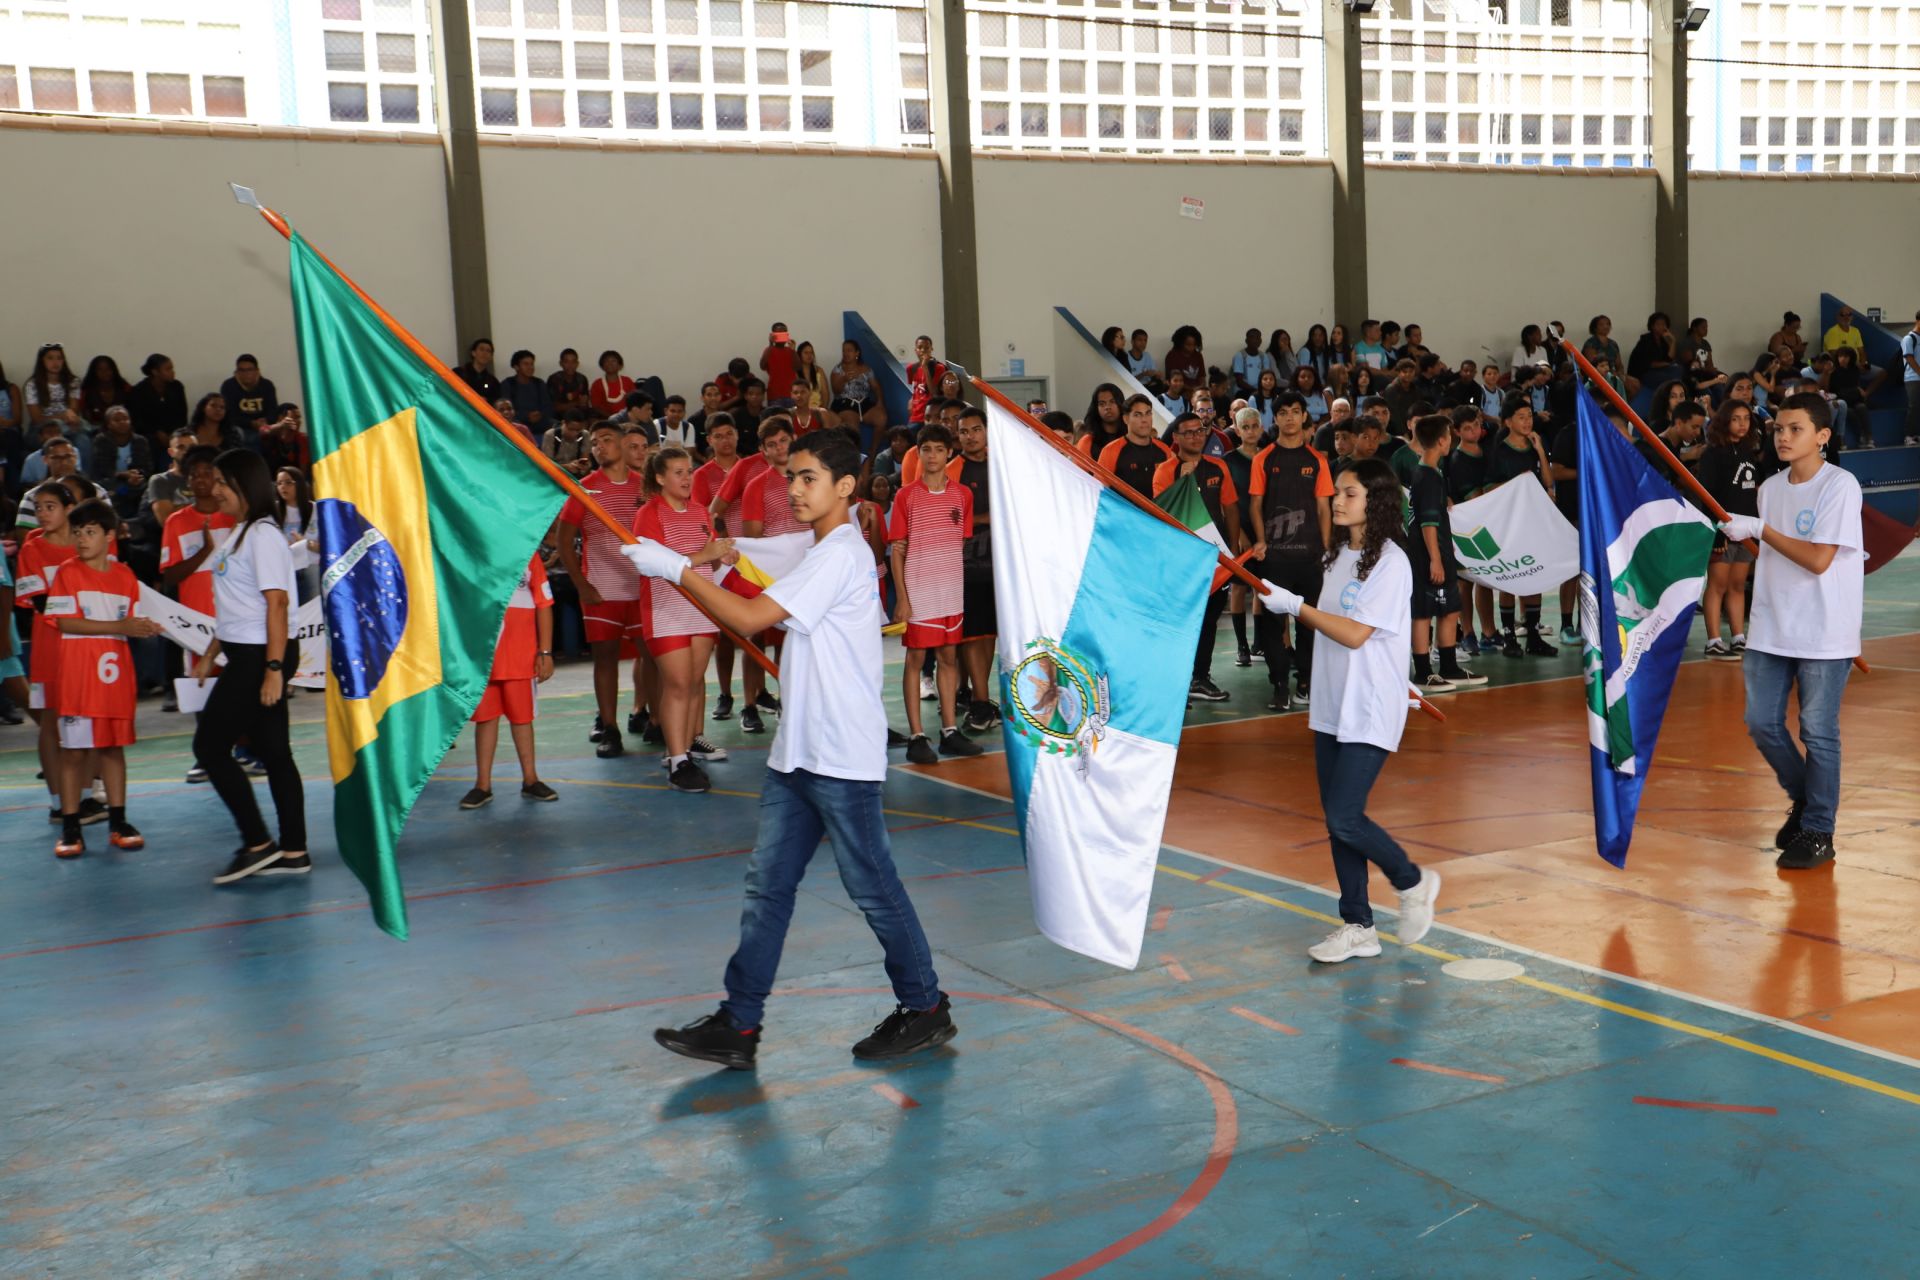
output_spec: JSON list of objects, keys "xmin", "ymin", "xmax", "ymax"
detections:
[{"xmin": 4, "ymin": 553, "xmax": 1918, "ymax": 1277}]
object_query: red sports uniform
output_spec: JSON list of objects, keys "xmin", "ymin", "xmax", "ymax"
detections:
[
  {"xmin": 559, "ymin": 468, "xmax": 645, "ymax": 642},
  {"xmin": 632, "ymin": 497, "xmax": 721, "ymax": 656},
  {"xmin": 690, "ymin": 456, "xmax": 738, "ymax": 510},
  {"xmin": 739, "ymin": 462, "xmax": 805, "ymax": 536},
  {"xmin": 43, "ymin": 558, "xmax": 140, "ymax": 748},
  {"xmin": 472, "ymin": 555, "xmax": 552, "ymax": 726},
  {"xmin": 160, "ymin": 507, "xmax": 237, "ymax": 616},
  {"xmin": 713, "ymin": 452, "xmax": 771, "ymax": 509},
  {"xmin": 16, "ymin": 536, "xmax": 78, "ymax": 709},
  {"xmin": 887, "ymin": 478, "xmax": 973, "ymax": 648}
]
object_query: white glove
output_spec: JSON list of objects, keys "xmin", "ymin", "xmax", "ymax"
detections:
[
  {"xmin": 1258, "ymin": 579, "xmax": 1304, "ymax": 616},
  {"xmin": 1719, "ymin": 515, "xmax": 1765, "ymax": 543},
  {"xmin": 619, "ymin": 538, "xmax": 690, "ymax": 581}
]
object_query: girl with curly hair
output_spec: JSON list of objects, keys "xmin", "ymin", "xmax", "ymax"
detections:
[{"xmin": 1256, "ymin": 458, "xmax": 1439, "ymax": 964}]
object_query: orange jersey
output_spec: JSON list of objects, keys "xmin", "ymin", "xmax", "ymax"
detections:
[
  {"xmin": 16, "ymin": 535, "xmax": 78, "ymax": 689},
  {"xmin": 490, "ymin": 555, "xmax": 553, "ymax": 681},
  {"xmin": 44, "ymin": 558, "xmax": 140, "ymax": 721},
  {"xmin": 160, "ymin": 506, "xmax": 237, "ymax": 616},
  {"xmin": 1096, "ymin": 436, "xmax": 1175, "ymax": 497}
]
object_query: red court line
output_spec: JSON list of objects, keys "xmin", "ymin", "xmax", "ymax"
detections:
[
  {"xmin": 1229, "ymin": 1006, "xmax": 1300, "ymax": 1036},
  {"xmin": 1633, "ymin": 1096, "xmax": 1778, "ymax": 1116},
  {"xmin": 1150, "ymin": 905, "xmax": 1173, "ymax": 932},
  {"xmin": 906, "ymin": 864, "xmax": 1023, "ymax": 882},
  {"xmin": 0, "ymin": 810, "xmax": 1007, "ymax": 964},
  {"xmin": 871, "ymin": 1082, "xmax": 920, "ymax": 1110},
  {"xmin": 1390, "ymin": 1057, "xmax": 1507, "ymax": 1084},
  {"xmin": 1163, "ymin": 958, "xmax": 1192, "ymax": 983},
  {"xmin": 1195, "ymin": 866, "xmax": 1230, "ymax": 885}
]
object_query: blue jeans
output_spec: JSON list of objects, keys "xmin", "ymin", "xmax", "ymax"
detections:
[
  {"xmin": 1743, "ymin": 649, "xmax": 1852, "ymax": 833},
  {"xmin": 1314, "ymin": 733, "xmax": 1421, "ymax": 927},
  {"xmin": 721, "ymin": 767, "xmax": 943, "ymax": 1030}
]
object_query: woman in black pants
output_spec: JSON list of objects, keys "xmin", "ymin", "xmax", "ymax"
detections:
[{"xmin": 192, "ymin": 451, "xmax": 308, "ymax": 885}]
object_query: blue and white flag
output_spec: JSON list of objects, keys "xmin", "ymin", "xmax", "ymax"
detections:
[
  {"xmin": 987, "ymin": 399, "xmax": 1217, "ymax": 968},
  {"xmin": 1575, "ymin": 383, "xmax": 1715, "ymax": 867}
]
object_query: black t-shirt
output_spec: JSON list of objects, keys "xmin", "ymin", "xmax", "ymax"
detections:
[
  {"xmin": 1105, "ymin": 439, "xmax": 1168, "ymax": 498},
  {"xmin": 1447, "ymin": 446, "xmax": 1489, "ymax": 503},
  {"xmin": 1223, "ymin": 448, "xmax": 1258, "ymax": 540},
  {"xmin": 1253, "ymin": 441, "xmax": 1330, "ymax": 562},
  {"xmin": 1406, "ymin": 464, "xmax": 1456, "ymax": 573},
  {"xmin": 1548, "ymin": 427, "xmax": 1580, "ymax": 523},
  {"xmin": 1486, "ymin": 436, "xmax": 1546, "ymax": 490},
  {"xmin": 955, "ymin": 454, "xmax": 991, "ymax": 559},
  {"xmin": 1696, "ymin": 443, "xmax": 1759, "ymax": 518}
]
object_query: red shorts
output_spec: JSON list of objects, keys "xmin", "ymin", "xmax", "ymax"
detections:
[
  {"xmin": 645, "ymin": 631, "xmax": 717, "ymax": 658},
  {"xmin": 471, "ymin": 678, "xmax": 536, "ymax": 725},
  {"xmin": 584, "ymin": 598, "xmax": 644, "ymax": 643},
  {"xmin": 58, "ymin": 715, "xmax": 135, "ymax": 750},
  {"xmin": 903, "ymin": 613, "xmax": 964, "ymax": 650}
]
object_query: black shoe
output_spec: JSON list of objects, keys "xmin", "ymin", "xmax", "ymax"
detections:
[
  {"xmin": 108, "ymin": 822, "xmax": 145, "ymax": 851},
  {"xmin": 521, "ymin": 780, "xmax": 559, "ymax": 802},
  {"xmin": 886, "ymin": 727, "xmax": 909, "ymax": 748},
  {"xmin": 213, "ymin": 842, "xmax": 283, "ymax": 885},
  {"xmin": 596, "ymin": 728, "xmax": 625, "ymax": 758},
  {"xmin": 689, "ymin": 735, "xmax": 728, "ymax": 762},
  {"xmin": 159, "ymin": 699, "xmax": 177, "ymax": 715},
  {"xmin": 713, "ymin": 693, "xmax": 735, "ymax": 721},
  {"xmin": 459, "ymin": 787, "xmax": 493, "ymax": 810},
  {"xmin": 1234, "ymin": 646, "xmax": 1252, "ymax": 668},
  {"xmin": 1249, "ymin": 644, "xmax": 1265, "ymax": 658},
  {"xmin": 668, "ymin": 759, "xmax": 711, "ymax": 793},
  {"xmin": 755, "ymin": 691, "xmax": 782, "ymax": 715},
  {"xmin": 963, "ymin": 700, "xmax": 1001, "ymax": 733},
  {"xmin": 1774, "ymin": 800, "xmax": 1805, "ymax": 850},
  {"xmin": 76, "ymin": 797, "xmax": 109, "ymax": 826},
  {"xmin": 1189, "ymin": 677, "xmax": 1229, "ymax": 702},
  {"xmin": 589, "ymin": 716, "xmax": 607, "ymax": 744},
  {"xmin": 852, "ymin": 995, "xmax": 956, "ymax": 1061},
  {"xmin": 642, "ymin": 719, "xmax": 666, "ymax": 747},
  {"xmin": 1501, "ymin": 632, "xmax": 1524, "ymax": 659},
  {"xmin": 740, "ymin": 706, "xmax": 765, "ymax": 734},
  {"xmin": 906, "ymin": 734, "xmax": 938, "ymax": 765},
  {"xmin": 1776, "ymin": 829, "xmax": 1836, "ymax": 871},
  {"xmin": 940, "ymin": 728, "xmax": 983, "ymax": 758},
  {"xmin": 1266, "ymin": 685, "xmax": 1288, "ymax": 712},
  {"xmin": 259, "ymin": 852, "xmax": 312, "ymax": 876},
  {"xmin": 1525, "ymin": 632, "xmax": 1559, "ymax": 658},
  {"xmin": 237, "ymin": 752, "xmax": 268, "ymax": 778},
  {"xmin": 628, "ymin": 711, "xmax": 647, "ymax": 736},
  {"xmin": 655, "ymin": 1010, "xmax": 758, "ymax": 1070}
]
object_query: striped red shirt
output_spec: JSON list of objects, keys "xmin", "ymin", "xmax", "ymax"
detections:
[
  {"xmin": 887, "ymin": 479, "xmax": 973, "ymax": 620},
  {"xmin": 632, "ymin": 496, "xmax": 720, "ymax": 639},
  {"xmin": 559, "ymin": 468, "xmax": 645, "ymax": 601},
  {"xmin": 739, "ymin": 463, "xmax": 805, "ymax": 536}
]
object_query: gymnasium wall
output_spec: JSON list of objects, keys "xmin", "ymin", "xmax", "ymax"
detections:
[{"xmin": 4, "ymin": 116, "xmax": 1916, "ymax": 416}]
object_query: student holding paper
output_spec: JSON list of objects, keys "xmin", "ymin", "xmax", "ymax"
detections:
[
  {"xmin": 161, "ymin": 447, "xmax": 236, "ymax": 751},
  {"xmin": 192, "ymin": 451, "xmax": 308, "ymax": 886}
]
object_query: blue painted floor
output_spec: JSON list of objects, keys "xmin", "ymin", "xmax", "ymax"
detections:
[{"xmin": 7, "ymin": 699, "xmax": 1920, "ymax": 1277}]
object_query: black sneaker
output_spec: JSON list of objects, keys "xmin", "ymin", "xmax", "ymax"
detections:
[
  {"xmin": 521, "ymin": 780, "xmax": 559, "ymax": 802},
  {"xmin": 740, "ymin": 706, "xmax": 765, "ymax": 734},
  {"xmin": 1249, "ymin": 644, "xmax": 1265, "ymax": 658},
  {"xmin": 906, "ymin": 734, "xmax": 938, "ymax": 765},
  {"xmin": 627, "ymin": 711, "xmax": 648, "ymax": 737},
  {"xmin": 108, "ymin": 822, "xmax": 145, "ymax": 851},
  {"xmin": 238, "ymin": 753, "xmax": 269, "ymax": 778},
  {"xmin": 655, "ymin": 1010, "xmax": 758, "ymax": 1070},
  {"xmin": 1775, "ymin": 800, "xmax": 1805, "ymax": 850},
  {"xmin": 76, "ymin": 797, "xmax": 109, "ymax": 826},
  {"xmin": 158, "ymin": 699, "xmax": 177, "ymax": 716},
  {"xmin": 47, "ymin": 805, "xmax": 61, "ymax": 825},
  {"xmin": 595, "ymin": 728, "xmax": 625, "ymax": 759},
  {"xmin": 1776, "ymin": 829, "xmax": 1836, "ymax": 871},
  {"xmin": 1266, "ymin": 686, "xmax": 1288, "ymax": 711},
  {"xmin": 589, "ymin": 716, "xmax": 607, "ymax": 744},
  {"xmin": 1189, "ymin": 677, "xmax": 1229, "ymax": 702},
  {"xmin": 712, "ymin": 693, "xmax": 735, "ymax": 721},
  {"xmin": 1501, "ymin": 632, "xmax": 1524, "ymax": 659},
  {"xmin": 213, "ymin": 842, "xmax": 283, "ymax": 885},
  {"xmin": 459, "ymin": 787, "xmax": 493, "ymax": 810},
  {"xmin": 886, "ymin": 727, "xmax": 909, "ymax": 748},
  {"xmin": 642, "ymin": 719, "xmax": 666, "ymax": 747},
  {"xmin": 668, "ymin": 759, "xmax": 711, "ymax": 793},
  {"xmin": 1234, "ymin": 646, "xmax": 1252, "ymax": 668},
  {"xmin": 963, "ymin": 700, "xmax": 1001, "ymax": 733},
  {"xmin": 1525, "ymin": 631, "xmax": 1559, "ymax": 658},
  {"xmin": 755, "ymin": 691, "xmax": 782, "ymax": 715},
  {"xmin": 852, "ymin": 995, "xmax": 956, "ymax": 1061},
  {"xmin": 940, "ymin": 728, "xmax": 983, "ymax": 758},
  {"xmin": 259, "ymin": 852, "xmax": 312, "ymax": 876}
]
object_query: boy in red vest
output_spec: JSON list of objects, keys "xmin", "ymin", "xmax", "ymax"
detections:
[{"xmin": 461, "ymin": 554, "xmax": 558, "ymax": 809}]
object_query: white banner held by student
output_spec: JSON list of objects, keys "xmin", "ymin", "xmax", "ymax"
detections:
[{"xmin": 1447, "ymin": 477, "xmax": 1579, "ymax": 595}]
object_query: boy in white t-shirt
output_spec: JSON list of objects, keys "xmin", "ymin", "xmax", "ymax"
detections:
[
  {"xmin": 621, "ymin": 429, "xmax": 954, "ymax": 1071},
  {"xmin": 1719, "ymin": 393, "xmax": 1864, "ymax": 870}
]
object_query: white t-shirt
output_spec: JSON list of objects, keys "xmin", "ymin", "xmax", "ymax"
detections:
[
  {"xmin": 1748, "ymin": 463, "xmax": 1864, "ymax": 660},
  {"xmin": 209, "ymin": 518, "xmax": 300, "ymax": 643},
  {"xmin": 764, "ymin": 520, "xmax": 887, "ymax": 781},
  {"xmin": 1902, "ymin": 330, "xmax": 1920, "ymax": 384},
  {"xmin": 1309, "ymin": 541, "xmax": 1414, "ymax": 753}
]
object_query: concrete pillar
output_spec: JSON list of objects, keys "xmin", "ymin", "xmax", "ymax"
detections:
[
  {"xmin": 1323, "ymin": 0, "xmax": 1368, "ymax": 327},
  {"xmin": 924, "ymin": 0, "xmax": 983, "ymax": 382},
  {"xmin": 1651, "ymin": 0, "xmax": 1689, "ymax": 326},
  {"xmin": 426, "ymin": 0, "xmax": 493, "ymax": 354}
]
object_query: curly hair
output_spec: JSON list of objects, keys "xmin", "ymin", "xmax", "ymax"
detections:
[{"xmin": 1324, "ymin": 458, "xmax": 1406, "ymax": 582}]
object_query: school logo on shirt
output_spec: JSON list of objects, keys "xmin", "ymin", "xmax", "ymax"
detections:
[
  {"xmin": 1794, "ymin": 508, "xmax": 1815, "ymax": 535},
  {"xmin": 949, "ymin": 508, "xmax": 963, "ymax": 525},
  {"xmin": 1006, "ymin": 635, "xmax": 1110, "ymax": 775},
  {"xmin": 1339, "ymin": 580, "xmax": 1362, "ymax": 611}
]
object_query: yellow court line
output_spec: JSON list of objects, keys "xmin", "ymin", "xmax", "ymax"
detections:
[{"xmin": 1155, "ymin": 864, "xmax": 1920, "ymax": 1109}]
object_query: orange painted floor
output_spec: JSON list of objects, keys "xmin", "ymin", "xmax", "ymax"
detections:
[{"xmin": 927, "ymin": 629, "xmax": 1920, "ymax": 1063}]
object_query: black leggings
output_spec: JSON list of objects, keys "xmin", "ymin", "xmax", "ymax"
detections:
[{"xmin": 193, "ymin": 642, "xmax": 307, "ymax": 852}]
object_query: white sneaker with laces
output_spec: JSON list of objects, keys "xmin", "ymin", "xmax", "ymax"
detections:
[
  {"xmin": 1308, "ymin": 923, "xmax": 1381, "ymax": 963},
  {"xmin": 1396, "ymin": 869, "xmax": 1441, "ymax": 945}
]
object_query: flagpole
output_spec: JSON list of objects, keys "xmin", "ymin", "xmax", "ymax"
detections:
[
  {"xmin": 969, "ymin": 375, "xmax": 1446, "ymax": 724},
  {"xmin": 1560, "ymin": 339, "xmax": 1868, "ymax": 676},
  {"xmin": 249, "ymin": 202, "xmax": 777, "ymax": 679}
]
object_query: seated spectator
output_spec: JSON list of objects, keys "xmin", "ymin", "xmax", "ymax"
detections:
[
  {"xmin": 543, "ymin": 407, "xmax": 595, "ymax": 476},
  {"xmin": 504, "ymin": 349, "xmax": 553, "ymax": 430},
  {"xmin": 793, "ymin": 341, "xmax": 833, "ymax": 408},
  {"xmin": 1649, "ymin": 376, "xmax": 1697, "ymax": 432},
  {"xmin": 24, "ymin": 343, "xmax": 84, "ymax": 440},
  {"xmin": 590, "ymin": 349, "xmax": 635, "ymax": 418},
  {"xmin": 1627, "ymin": 312, "xmax": 1679, "ymax": 385},
  {"xmin": 1827, "ymin": 346, "xmax": 1872, "ymax": 447},
  {"xmin": 1249, "ymin": 368, "xmax": 1283, "ymax": 430},
  {"xmin": 547, "ymin": 348, "xmax": 590, "ymax": 418},
  {"xmin": 1511, "ymin": 324, "xmax": 1552, "ymax": 371},
  {"xmin": 19, "ymin": 423, "xmax": 89, "ymax": 490},
  {"xmin": 221, "ymin": 353, "xmax": 281, "ymax": 440},
  {"xmin": 1160, "ymin": 369, "xmax": 1190, "ymax": 417},
  {"xmin": 618, "ymin": 391, "xmax": 659, "ymax": 444},
  {"xmin": 1676, "ymin": 317, "xmax": 1727, "ymax": 394},
  {"xmin": 1587, "ymin": 353, "xmax": 1627, "ymax": 401},
  {"xmin": 1327, "ymin": 322, "xmax": 1355, "ymax": 368},
  {"xmin": 1821, "ymin": 305, "xmax": 1866, "ymax": 359},
  {"xmin": 260, "ymin": 404, "xmax": 310, "ymax": 474},
  {"xmin": 658, "ymin": 395, "xmax": 701, "ymax": 451},
  {"xmin": 1164, "ymin": 326, "xmax": 1206, "ymax": 388},
  {"xmin": 1478, "ymin": 364, "xmax": 1506, "ymax": 421},
  {"xmin": 1581, "ymin": 315, "xmax": 1625, "ymax": 381},
  {"xmin": 86, "ymin": 406, "xmax": 154, "ymax": 520},
  {"xmin": 123, "ymin": 352, "xmax": 189, "ymax": 445},
  {"xmin": 1232, "ymin": 328, "xmax": 1276, "ymax": 396},
  {"xmin": 870, "ymin": 426, "xmax": 916, "ymax": 483},
  {"xmin": 1324, "ymin": 362, "xmax": 1352, "ymax": 406},
  {"xmin": 1353, "ymin": 319, "xmax": 1388, "ymax": 369},
  {"xmin": 1638, "ymin": 399, "xmax": 1706, "ymax": 486},
  {"xmin": 714, "ymin": 357, "xmax": 750, "ymax": 408},
  {"xmin": 1267, "ymin": 329, "xmax": 1299, "ymax": 381},
  {"xmin": 1298, "ymin": 324, "xmax": 1334, "ymax": 378},
  {"xmin": 830, "ymin": 340, "xmax": 883, "ymax": 431},
  {"xmin": 78, "ymin": 354, "xmax": 131, "ymax": 428},
  {"xmin": 1381, "ymin": 359, "xmax": 1423, "ymax": 433},
  {"xmin": 142, "ymin": 428, "xmax": 195, "ymax": 533},
  {"xmin": 1401, "ymin": 322, "xmax": 1432, "ymax": 362},
  {"xmin": 1767, "ymin": 311, "xmax": 1807, "ymax": 365},
  {"xmin": 0, "ymin": 357, "xmax": 20, "ymax": 472},
  {"xmin": 732, "ymin": 378, "xmax": 767, "ymax": 446},
  {"xmin": 456, "ymin": 338, "xmax": 502, "ymax": 401},
  {"xmin": 1126, "ymin": 329, "xmax": 1159, "ymax": 385}
]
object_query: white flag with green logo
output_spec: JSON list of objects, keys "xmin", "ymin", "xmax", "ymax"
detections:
[{"xmin": 1447, "ymin": 476, "xmax": 1579, "ymax": 595}]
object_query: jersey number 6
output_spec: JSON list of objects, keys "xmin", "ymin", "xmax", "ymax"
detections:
[{"xmin": 97, "ymin": 652, "xmax": 120, "ymax": 685}]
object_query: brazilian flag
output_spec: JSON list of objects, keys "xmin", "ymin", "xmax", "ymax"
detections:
[{"xmin": 290, "ymin": 231, "xmax": 565, "ymax": 938}]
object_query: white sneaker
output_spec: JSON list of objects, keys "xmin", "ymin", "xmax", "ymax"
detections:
[
  {"xmin": 1396, "ymin": 868, "xmax": 1441, "ymax": 945},
  {"xmin": 1308, "ymin": 923, "xmax": 1381, "ymax": 963},
  {"xmin": 920, "ymin": 673, "xmax": 937, "ymax": 701}
]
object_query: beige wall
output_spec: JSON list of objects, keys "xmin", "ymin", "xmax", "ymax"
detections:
[
  {"xmin": 0, "ymin": 121, "xmax": 452, "ymax": 412},
  {"xmin": 478, "ymin": 143, "xmax": 942, "ymax": 395}
]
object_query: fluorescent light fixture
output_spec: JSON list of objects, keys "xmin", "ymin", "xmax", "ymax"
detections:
[{"xmin": 1682, "ymin": 6, "xmax": 1710, "ymax": 31}]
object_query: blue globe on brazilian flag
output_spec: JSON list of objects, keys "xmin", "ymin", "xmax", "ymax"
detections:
[{"xmin": 290, "ymin": 230, "xmax": 564, "ymax": 938}]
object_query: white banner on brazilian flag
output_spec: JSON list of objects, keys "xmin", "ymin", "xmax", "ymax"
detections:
[
  {"xmin": 986, "ymin": 398, "xmax": 1217, "ymax": 969},
  {"xmin": 1447, "ymin": 475, "xmax": 1579, "ymax": 595}
]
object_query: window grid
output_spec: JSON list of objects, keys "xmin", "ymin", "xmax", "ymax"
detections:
[
  {"xmin": 317, "ymin": 0, "xmax": 436, "ymax": 127},
  {"xmin": 0, "ymin": 1, "xmax": 264, "ymax": 121}
]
